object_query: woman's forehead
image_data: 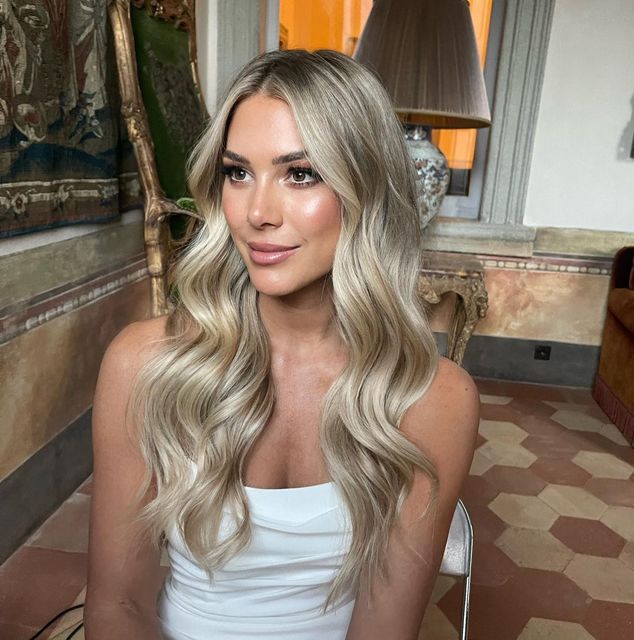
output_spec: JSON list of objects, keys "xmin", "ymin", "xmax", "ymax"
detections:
[{"xmin": 225, "ymin": 95, "xmax": 305, "ymax": 161}]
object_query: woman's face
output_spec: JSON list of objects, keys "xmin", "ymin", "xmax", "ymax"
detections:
[{"xmin": 221, "ymin": 94, "xmax": 341, "ymax": 299}]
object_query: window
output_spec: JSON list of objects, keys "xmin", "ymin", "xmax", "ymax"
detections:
[{"xmin": 278, "ymin": 0, "xmax": 503, "ymax": 220}]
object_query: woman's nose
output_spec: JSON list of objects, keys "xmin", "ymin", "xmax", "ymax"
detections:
[{"xmin": 247, "ymin": 180, "xmax": 283, "ymax": 228}]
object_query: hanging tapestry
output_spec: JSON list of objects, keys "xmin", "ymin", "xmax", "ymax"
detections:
[{"xmin": 0, "ymin": 0, "xmax": 142, "ymax": 238}]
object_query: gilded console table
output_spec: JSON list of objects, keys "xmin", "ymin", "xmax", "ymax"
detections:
[{"xmin": 418, "ymin": 251, "xmax": 489, "ymax": 365}]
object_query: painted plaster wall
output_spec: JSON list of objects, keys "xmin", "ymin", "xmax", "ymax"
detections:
[
  {"xmin": 0, "ymin": 278, "xmax": 151, "ymax": 481},
  {"xmin": 429, "ymin": 267, "xmax": 609, "ymax": 347},
  {"xmin": 524, "ymin": 0, "xmax": 634, "ymax": 232},
  {"xmin": 0, "ymin": 213, "xmax": 150, "ymax": 482}
]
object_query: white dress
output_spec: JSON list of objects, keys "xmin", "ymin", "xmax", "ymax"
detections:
[{"xmin": 158, "ymin": 482, "xmax": 356, "ymax": 639}]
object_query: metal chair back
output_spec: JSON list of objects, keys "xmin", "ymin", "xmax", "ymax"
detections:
[{"xmin": 439, "ymin": 498, "xmax": 473, "ymax": 640}]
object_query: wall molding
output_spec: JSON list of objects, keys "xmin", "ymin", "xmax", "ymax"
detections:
[
  {"xmin": 534, "ymin": 227, "xmax": 634, "ymax": 258},
  {"xmin": 423, "ymin": 217, "xmax": 632, "ymax": 260},
  {"xmin": 477, "ymin": 252, "xmax": 612, "ymax": 275},
  {"xmin": 479, "ymin": 0, "xmax": 556, "ymax": 225},
  {"xmin": 0, "ymin": 257, "xmax": 148, "ymax": 345}
]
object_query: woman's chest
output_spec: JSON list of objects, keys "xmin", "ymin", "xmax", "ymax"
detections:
[{"xmin": 243, "ymin": 369, "xmax": 336, "ymax": 488}]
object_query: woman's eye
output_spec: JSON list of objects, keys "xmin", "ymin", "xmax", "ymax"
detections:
[
  {"xmin": 221, "ymin": 166, "xmax": 249, "ymax": 182},
  {"xmin": 288, "ymin": 167, "xmax": 319, "ymax": 185}
]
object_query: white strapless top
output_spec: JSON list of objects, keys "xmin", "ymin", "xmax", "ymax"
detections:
[{"xmin": 158, "ymin": 482, "xmax": 356, "ymax": 639}]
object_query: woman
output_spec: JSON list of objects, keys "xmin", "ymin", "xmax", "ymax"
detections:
[{"xmin": 85, "ymin": 49, "xmax": 479, "ymax": 639}]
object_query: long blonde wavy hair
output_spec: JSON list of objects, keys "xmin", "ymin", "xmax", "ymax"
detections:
[{"xmin": 129, "ymin": 49, "xmax": 439, "ymax": 609}]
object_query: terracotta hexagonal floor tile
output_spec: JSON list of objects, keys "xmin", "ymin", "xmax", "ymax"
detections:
[
  {"xmin": 538, "ymin": 485, "xmax": 608, "ymax": 520},
  {"xmin": 584, "ymin": 401, "xmax": 613, "ymax": 419},
  {"xmin": 482, "ymin": 465, "xmax": 547, "ymax": 496},
  {"xmin": 471, "ymin": 541, "xmax": 518, "ymax": 587},
  {"xmin": 508, "ymin": 398, "xmax": 556, "ymax": 419},
  {"xmin": 76, "ymin": 475, "xmax": 92, "ymax": 495},
  {"xmin": 495, "ymin": 528, "xmax": 574, "ymax": 571},
  {"xmin": 517, "ymin": 617, "xmax": 595, "ymax": 640},
  {"xmin": 0, "ymin": 620, "xmax": 39, "ymax": 640},
  {"xmin": 479, "ymin": 403, "xmax": 521, "ymax": 423},
  {"xmin": 550, "ymin": 516, "xmax": 626, "ymax": 557},
  {"xmin": 582, "ymin": 599, "xmax": 634, "ymax": 640},
  {"xmin": 512, "ymin": 381, "xmax": 569, "ymax": 402},
  {"xmin": 619, "ymin": 540, "xmax": 634, "ymax": 571},
  {"xmin": 522, "ymin": 434, "xmax": 582, "ymax": 460},
  {"xmin": 489, "ymin": 493, "xmax": 559, "ymax": 530},
  {"xmin": 565, "ymin": 432, "xmax": 616, "ymax": 455},
  {"xmin": 0, "ymin": 546, "xmax": 87, "ymax": 632},
  {"xmin": 504, "ymin": 568, "xmax": 592, "ymax": 623},
  {"xmin": 530, "ymin": 457, "xmax": 591, "ymax": 486},
  {"xmin": 473, "ymin": 378, "xmax": 510, "ymax": 394},
  {"xmin": 479, "ymin": 440, "xmax": 537, "ymax": 468},
  {"xmin": 544, "ymin": 400, "xmax": 597, "ymax": 414},
  {"xmin": 469, "ymin": 450, "xmax": 495, "ymax": 476},
  {"xmin": 25, "ymin": 493, "xmax": 91, "ymax": 554},
  {"xmin": 430, "ymin": 574, "xmax": 457, "ymax": 604},
  {"xmin": 459, "ymin": 474, "xmax": 499, "ymax": 509},
  {"xmin": 478, "ymin": 420, "xmax": 529, "ymax": 444},
  {"xmin": 561, "ymin": 387, "xmax": 594, "ymax": 404},
  {"xmin": 599, "ymin": 423, "xmax": 631, "ymax": 446},
  {"xmin": 551, "ymin": 410, "xmax": 606, "ymax": 432},
  {"xmin": 465, "ymin": 504, "xmax": 506, "ymax": 545},
  {"xmin": 572, "ymin": 451, "xmax": 634, "ymax": 480},
  {"xmin": 600, "ymin": 506, "xmax": 634, "ymax": 541},
  {"xmin": 516, "ymin": 414, "xmax": 567, "ymax": 438},
  {"xmin": 579, "ymin": 433, "xmax": 634, "ymax": 466},
  {"xmin": 565, "ymin": 555, "xmax": 634, "ymax": 603},
  {"xmin": 437, "ymin": 581, "xmax": 530, "ymax": 640},
  {"xmin": 584, "ymin": 477, "xmax": 634, "ymax": 508},
  {"xmin": 479, "ymin": 393, "xmax": 513, "ymax": 405},
  {"xmin": 418, "ymin": 604, "xmax": 458, "ymax": 640}
]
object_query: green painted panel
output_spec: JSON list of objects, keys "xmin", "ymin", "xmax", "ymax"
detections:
[{"xmin": 130, "ymin": 6, "xmax": 206, "ymax": 200}]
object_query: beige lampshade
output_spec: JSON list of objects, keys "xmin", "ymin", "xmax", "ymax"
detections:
[{"xmin": 354, "ymin": 0, "xmax": 491, "ymax": 129}]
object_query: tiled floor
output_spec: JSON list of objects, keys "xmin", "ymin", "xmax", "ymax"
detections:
[{"xmin": 1, "ymin": 378, "xmax": 633, "ymax": 639}]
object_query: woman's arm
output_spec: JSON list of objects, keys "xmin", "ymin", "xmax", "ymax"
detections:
[
  {"xmin": 345, "ymin": 357, "xmax": 480, "ymax": 640},
  {"xmin": 84, "ymin": 318, "xmax": 168, "ymax": 639}
]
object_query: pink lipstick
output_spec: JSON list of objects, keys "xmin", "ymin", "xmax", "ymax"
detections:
[{"xmin": 247, "ymin": 242, "xmax": 299, "ymax": 265}]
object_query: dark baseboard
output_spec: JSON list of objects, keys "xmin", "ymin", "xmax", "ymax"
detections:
[
  {"xmin": 0, "ymin": 409, "xmax": 93, "ymax": 564},
  {"xmin": 435, "ymin": 332, "xmax": 600, "ymax": 387}
]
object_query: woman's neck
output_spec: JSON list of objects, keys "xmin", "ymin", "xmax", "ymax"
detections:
[{"xmin": 257, "ymin": 283, "xmax": 343, "ymax": 357}]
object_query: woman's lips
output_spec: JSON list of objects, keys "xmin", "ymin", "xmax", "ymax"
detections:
[{"xmin": 247, "ymin": 242, "xmax": 299, "ymax": 265}]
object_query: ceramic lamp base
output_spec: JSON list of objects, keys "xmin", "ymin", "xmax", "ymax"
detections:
[{"xmin": 404, "ymin": 124, "xmax": 450, "ymax": 229}]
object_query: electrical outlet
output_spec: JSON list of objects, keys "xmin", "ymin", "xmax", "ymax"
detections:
[{"xmin": 534, "ymin": 345, "xmax": 551, "ymax": 361}]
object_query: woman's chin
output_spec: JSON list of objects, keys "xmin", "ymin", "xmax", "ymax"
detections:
[{"xmin": 247, "ymin": 273, "xmax": 331, "ymax": 300}]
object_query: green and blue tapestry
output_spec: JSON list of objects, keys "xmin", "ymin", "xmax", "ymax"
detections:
[{"xmin": 0, "ymin": 0, "xmax": 142, "ymax": 238}]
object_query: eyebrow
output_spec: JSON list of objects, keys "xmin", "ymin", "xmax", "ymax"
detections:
[{"xmin": 222, "ymin": 150, "xmax": 307, "ymax": 166}]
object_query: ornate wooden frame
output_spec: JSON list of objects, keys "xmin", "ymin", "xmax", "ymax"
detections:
[
  {"xmin": 418, "ymin": 251, "xmax": 489, "ymax": 365},
  {"xmin": 107, "ymin": 0, "xmax": 206, "ymax": 317}
]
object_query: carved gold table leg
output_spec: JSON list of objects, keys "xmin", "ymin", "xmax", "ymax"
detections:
[
  {"xmin": 418, "ymin": 259, "xmax": 489, "ymax": 366},
  {"xmin": 447, "ymin": 279, "xmax": 489, "ymax": 365}
]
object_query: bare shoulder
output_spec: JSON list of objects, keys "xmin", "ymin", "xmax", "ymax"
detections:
[
  {"xmin": 401, "ymin": 356, "xmax": 480, "ymax": 490},
  {"xmin": 402, "ymin": 356, "xmax": 480, "ymax": 435},
  {"xmin": 99, "ymin": 315, "xmax": 170, "ymax": 384}
]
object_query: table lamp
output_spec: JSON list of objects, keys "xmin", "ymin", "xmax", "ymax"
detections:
[{"xmin": 354, "ymin": 0, "xmax": 491, "ymax": 228}]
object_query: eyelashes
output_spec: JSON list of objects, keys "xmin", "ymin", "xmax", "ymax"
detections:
[
  {"xmin": 220, "ymin": 165, "xmax": 247, "ymax": 181},
  {"xmin": 220, "ymin": 164, "xmax": 322, "ymax": 187}
]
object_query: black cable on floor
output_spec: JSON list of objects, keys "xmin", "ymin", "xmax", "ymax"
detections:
[
  {"xmin": 65, "ymin": 622, "xmax": 84, "ymax": 639},
  {"xmin": 27, "ymin": 603, "xmax": 84, "ymax": 640}
]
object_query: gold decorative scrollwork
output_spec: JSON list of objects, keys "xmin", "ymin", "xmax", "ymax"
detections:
[
  {"xmin": 418, "ymin": 253, "xmax": 489, "ymax": 365},
  {"xmin": 108, "ymin": 0, "xmax": 205, "ymax": 316}
]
